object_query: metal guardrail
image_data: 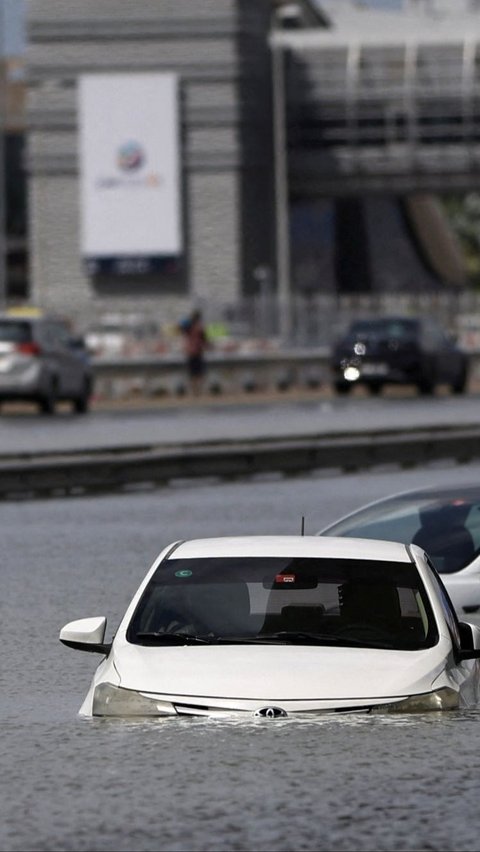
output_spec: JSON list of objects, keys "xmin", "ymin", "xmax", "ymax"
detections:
[
  {"xmin": 91, "ymin": 347, "xmax": 480, "ymax": 399},
  {"xmin": 1, "ymin": 424, "xmax": 480, "ymax": 501}
]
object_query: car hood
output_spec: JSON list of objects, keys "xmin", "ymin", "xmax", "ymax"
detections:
[{"xmin": 113, "ymin": 642, "xmax": 444, "ymax": 702}]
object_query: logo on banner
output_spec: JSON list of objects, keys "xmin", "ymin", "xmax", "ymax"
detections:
[
  {"xmin": 95, "ymin": 141, "xmax": 161, "ymax": 191},
  {"xmin": 117, "ymin": 141, "xmax": 145, "ymax": 172}
]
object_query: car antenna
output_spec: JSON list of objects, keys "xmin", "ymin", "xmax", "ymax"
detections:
[{"xmin": 301, "ymin": 516, "xmax": 305, "ymax": 536}]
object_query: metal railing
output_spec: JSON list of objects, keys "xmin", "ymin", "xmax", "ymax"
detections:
[{"xmin": 68, "ymin": 291, "xmax": 480, "ymax": 352}]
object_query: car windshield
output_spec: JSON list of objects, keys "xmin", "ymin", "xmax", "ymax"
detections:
[
  {"xmin": 322, "ymin": 495, "xmax": 480, "ymax": 575},
  {"xmin": 126, "ymin": 557, "xmax": 438, "ymax": 650},
  {"xmin": 347, "ymin": 319, "xmax": 417, "ymax": 341}
]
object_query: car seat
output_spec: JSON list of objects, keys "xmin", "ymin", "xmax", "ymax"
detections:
[
  {"xmin": 143, "ymin": 582, "xmax": 251, "ymax": 636},
  {"xmin": 338, "ymin": 581, "xmax": 402, "ymax": 634},
  {"xmin": 183, "ymin": 582, "xmax": 252, "ymax": 636}
]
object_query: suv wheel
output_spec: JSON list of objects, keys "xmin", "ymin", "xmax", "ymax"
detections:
[
  {"xmin": 417, "ymin": 362, "xmax": 436, "ymax": 395},
  {"xmin": 39, "ymin": 381, "xmax": 57, "ymax": 415},
  {"xmin": 452, "ymin": 366, "xmax": 468, "ymax": 395},
  {"xmin": 334, "ymin": 381, "xmax": 352, "ymax": 395},
  {"xmin": 72, "ymin": 381, "xmax": 91, "ymax": 414}
]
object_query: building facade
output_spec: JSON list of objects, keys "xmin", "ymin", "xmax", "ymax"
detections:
[
  {"xmin": 27, "ymin": 0, "xmax": 275, "ymax": 326},
  {"xmin": 25, "ymin": 0, "xmax": 480, "ymax": 335}
]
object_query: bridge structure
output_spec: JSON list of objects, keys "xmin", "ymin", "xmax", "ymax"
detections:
[
  {"xmin": 271, "ymin": 0, "xmax": 480, "ymax": 310},
  {"xmin": 278, "ymin": 2, "xmax": 480, "ymax": 197}
]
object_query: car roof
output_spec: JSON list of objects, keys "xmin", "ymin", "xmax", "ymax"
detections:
[
  {"xmin": 168, "ymin": 535, "xmax": 411, "ymax": 562},
  {"xmin": 318, "ymin": 483, "xmax": 480, "ymax": 536},
  {"xmin": 351, "ymin": 483, "xmax": 480, "ymax": 506}
]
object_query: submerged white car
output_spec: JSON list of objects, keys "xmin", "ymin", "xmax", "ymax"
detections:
[{"xmin": 60, "ymin": 536, "xmax": 480, "ymax": 718}]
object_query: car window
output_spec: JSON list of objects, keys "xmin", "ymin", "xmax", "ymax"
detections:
[
  {"xmin": 421, "ymin": 319, "xmax": 449, "ymax": 349},
  {"xmin": 463, "ymin": 505, "xmax": 480, "ymax": 551},
  {"xmin": 348, "ymin": 319, "xmax": 417, "ymax": 340},
  {"xmin": 42, "ymin": 321, "xmax": 71, "ymax": 348},
  {"xmin": 323, "ymin": 497, "xmax": 480, "ymax": 575},
  {"xmin": 126, "ymin": 556, "xmax": 438, "ymax": 650},
  {"xmin": 0, "ymin": 321, "xmax": 31, "ymax": 343},
  {"xmin": 327, "ymin": 510, "xmax": 420, "ymax": 544}
]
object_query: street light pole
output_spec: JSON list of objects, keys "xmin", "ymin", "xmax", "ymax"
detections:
[
  {"xmin": 0, "ymin": 0, "xmax": 7, "ymax": 309},
  {"xmin": 271, "ymin": 35, "xmax": 292, "ymax": 344}
]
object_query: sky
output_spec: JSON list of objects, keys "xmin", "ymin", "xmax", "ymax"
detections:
[
  {"xmin": 0, "ymin": 0, "xmax": 26, "ymax": 55},
  {"xmin": 0, "ymin": 0, "xmax": 401, "ymax": 55},
  {"xmin": 1, "ymin": 1, "xmax": 466, "ymax": 57}
]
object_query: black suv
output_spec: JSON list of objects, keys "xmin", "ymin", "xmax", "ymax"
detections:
[
  {"xmin": 331, "ymin": 316, "xmax": 469, "ymax": 396},
  {"xmin": 0, "ymin": 312, "xmax": 93, "ymax": 414}
]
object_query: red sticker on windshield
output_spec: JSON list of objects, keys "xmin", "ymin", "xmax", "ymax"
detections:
[{"xmin": 275, "ymin": 574, "xmax": 296, "ymax": 584}]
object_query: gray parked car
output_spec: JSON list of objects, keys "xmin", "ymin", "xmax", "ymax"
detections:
[{"xmin": 0, "ymin": 313, "xmax": 93, "ymax": 414}]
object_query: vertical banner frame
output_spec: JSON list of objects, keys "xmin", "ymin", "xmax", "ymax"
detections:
[{"xmin": 78, "ymin": 72, "xmax": 182, "ymax": 276}]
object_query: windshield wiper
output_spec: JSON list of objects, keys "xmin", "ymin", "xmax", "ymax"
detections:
[
  {"xmin": 134, "ymin": 631, "xmax": 395, "ymax": 648},
  {"xmin": 257, "ymin": 631, "xmax": 395, "ymax": 648},
  {"xmin": 135, "ymin": 632, "xmax": 215, "ymax": 645},
  {"xmin": 134, "ymin": 633, "xmax": 277, "ymax": 646},
  {"xmin": 257, "ymin": 631, "xmax": 343, "ymax": 645}
]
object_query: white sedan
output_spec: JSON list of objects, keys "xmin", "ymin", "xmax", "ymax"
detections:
[{"xmin": 60, "ymin": 535, "xmax": 480, "ymax": 718}]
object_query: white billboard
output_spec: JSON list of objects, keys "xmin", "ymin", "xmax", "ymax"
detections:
[{"xmin": 78, "ymin": 72, "xmax": 182, "ymax": 275}]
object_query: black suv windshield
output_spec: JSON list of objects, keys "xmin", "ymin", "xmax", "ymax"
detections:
[
  {"xmin": 348, "ymin": 319, "xmax": 417, "ymax": 341},
  {"xmin": 127, "ymin": 557, "xmax": 438, "ymax": 650}
]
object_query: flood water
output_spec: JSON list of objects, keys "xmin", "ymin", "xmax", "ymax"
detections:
[{"xmin": 3, "ymin": 463, "xmax": 480, "ymax": 852}]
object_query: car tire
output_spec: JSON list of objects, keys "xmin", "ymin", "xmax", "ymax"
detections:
[
  {"xmin": 72, "ymin": 380, "xmax": 91, "ymax": 414},
  {"xmin": 451, "ymin": 366, "xmax": 468, "ymax": 395},
  {"xmin": 368, "ymin": 382, "xmax": 383, "ymax": 396},
  {"xmin": 417, "ymin": 363, "xmax": 436, "ymax": 395},
  {"xmin": 334, "ymin": 381, "xmax": 351, "ymax": 395},
  {"xmin": 72, "ymin": 393, "xmax": 90, "ymax": 415}
]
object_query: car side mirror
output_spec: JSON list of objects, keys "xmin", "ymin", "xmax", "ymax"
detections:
[
  {"xmin": 59, "ymin": 616, "xmax": 111, "ymax": 655},
  {"xmin": 457, "ymin": 621, "xmax": 480, "ymax": 660}
]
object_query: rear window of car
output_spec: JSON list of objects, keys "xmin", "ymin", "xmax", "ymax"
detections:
[{"xmin": 0, "ymin": 321, "xmax": 32, "ymax": 343}]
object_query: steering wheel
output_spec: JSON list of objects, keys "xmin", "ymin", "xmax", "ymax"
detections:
[
  {"xmin": 334, "ymin": 622, "xmax": 393, "ymax": 642},
  {"xmin": 160, "ymin": 608, "xmax": 211, "ymax": 636}
]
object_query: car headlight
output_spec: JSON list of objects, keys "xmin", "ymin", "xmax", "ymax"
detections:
[
  {"xmin": 374, "ymin": 687, "xmax": 458, "ymax": 714},
  {"xmin": 92, "ymin": 682, "xmax": 175, "ymax": 716},
  {"xmin": 343, "ymin": 366, "xmax": 360, "ymax": 382}
]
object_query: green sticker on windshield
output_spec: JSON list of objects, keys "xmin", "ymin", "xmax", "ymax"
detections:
[{"xmin": 175, "ymin": 569, "xmax": 193, "ymax": 578}]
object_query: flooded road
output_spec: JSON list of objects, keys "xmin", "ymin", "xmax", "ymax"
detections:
[{"xmin": 3, "ymin": 462, "xmax": 480, "ymax": 851}]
